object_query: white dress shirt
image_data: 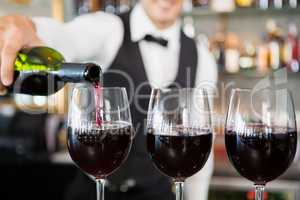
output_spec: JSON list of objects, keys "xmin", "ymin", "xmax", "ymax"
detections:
[{"xmin": 33, "ymin": 4, "xmax": 217, "ymax": 200}]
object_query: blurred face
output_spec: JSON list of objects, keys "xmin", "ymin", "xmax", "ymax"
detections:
[{"xmin": 141, "ymin": 0, "xmax": 183, "ymax": 29}]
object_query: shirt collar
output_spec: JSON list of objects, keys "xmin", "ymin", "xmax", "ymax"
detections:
[{"xmin": 130, "ymin": 3, "xmax": 181, "ymax": 47}]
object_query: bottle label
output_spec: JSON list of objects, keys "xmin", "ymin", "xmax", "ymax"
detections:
[
  {"xmin": 14, "ymin": 47, "xmax": 64, "ymax": 71},
  {"xmin": 15, "ymin": 53, "xmax": 51, "ymax": 71}
]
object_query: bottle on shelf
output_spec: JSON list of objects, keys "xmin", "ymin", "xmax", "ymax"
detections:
[
  {"xmin": 183, "ymin": 0, "xmax": 193, "ymax": 12},
  {"xmin": 209, "ymin": 23, "xmax": 226, "ymax": 71},
  {"xmin": 283, "ymin": 23, "xmax": 300, "ymax": 72},
  {"xmin": 119, "ymin": 0, "xmax": 130, "ymax": 13},
  {"xmin": 289, "ymin": 0, "xmax": 299, "ymax": 8},
  {"xmin": 9, "ymin": 46, "xmax": 102, "ymax": 96},
  {"xmin": 225, "ymin": 33, "xmax": 240, "ymax": 73},
  {"xmin": 210, "ymin": 36, "xmax": 226, "ymax": 71},
  {"xmin": 192, "ymin": 0, "xmax": 209, "ymax": 7},
  {"xmin": 239, "ymin": 41, "xmax": 257, "ymax": 72},
  {"xmin": 75, "ymin": 0, "xmax": 102, "ymax": 15},
  {"xmin": 236, "ymin": 0, "xmax": 254, "ymax": 8},
  {"xmin": 211, "ymin": 0, "xmax": 236, "ymax": 12},
  {"xmin": 104, "ymin": 0, "xmax": 119, "ymax": 13},
  {"xmin": 273, "ymin": 0, "xmax": 283, "ymax": 9},
  {"xmin": 257, "ymin": 40, "xmax": 270, "ymax": 75},
  {"xmin": 265, "ymin": 19, "xmax": 285, "ymax": 70},
  {"xmin": 257, "ymin": 0, "xmax": 270, "ymax": 9}
]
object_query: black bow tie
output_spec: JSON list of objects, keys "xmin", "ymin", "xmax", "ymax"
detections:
[{"xmin": 143, "ymin": 34, "xmax": 168, "ymax": 47}]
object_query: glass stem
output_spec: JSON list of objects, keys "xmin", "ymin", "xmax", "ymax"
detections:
[
  {"xmin": 96, "ymin": 179, "xmax": 105, "ymax": 200},
  {"xmin": 175, "ymin": 181, "xmax": 184, "ymax": 200},
  {"xmin": 255, "ymin": 184, "xmax": 265, "ymax": 200}
]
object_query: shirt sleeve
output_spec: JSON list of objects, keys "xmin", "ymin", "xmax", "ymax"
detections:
[
  {"xmin": 32, "ymin": 12, "xmax": 124, "ymax": 72},
  {"xmin": 184, "ymin": 42, "xmax": 218, "ymax": 200}
]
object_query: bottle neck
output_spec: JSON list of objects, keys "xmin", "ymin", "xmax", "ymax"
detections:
[{"xmin": 58, "ymin": 63, "xmax": 102, "ymax": 84}]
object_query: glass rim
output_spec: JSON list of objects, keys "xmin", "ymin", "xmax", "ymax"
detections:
[
  {"xmin": 99, "ymin": 87, "xmax": 127, "ymax": 90},
  {"xmin": 151, "ymin": 87, "xmax": 208, "ymax": 92},
  {"xmin": 232, "ymin": 88, "xmax": 251, "ymax": 91},
  {"xmin": 72, "ymin": 85, "xmax": 126, "ymax": 90},
  {"xmin": 231, "ymin": 87, "xmax": 293, "ymax": 94}
]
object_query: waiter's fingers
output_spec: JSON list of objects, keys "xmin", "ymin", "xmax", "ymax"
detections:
[
  {"xmin": 0, "ymin": 82, "xmax": 7, "ymax": 96},
  {"xmin": 0, "ymin": 42, "xmax": 7, "ymax": 96},
  {"xmin": 0, "ymin": 35, "xmax": 7, "ymax": 95},
  {"xmin": 0, "ymin": 15, "xmax": 44, "ymax": 87},
  {"xmin": 1, "ymin": 40, "xmax": 20, "ymax": 86}
]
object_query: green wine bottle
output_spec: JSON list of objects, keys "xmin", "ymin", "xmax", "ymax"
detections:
[{"xmin": 9, "ymin": 46, "xmax": 102, "ymax": 96}]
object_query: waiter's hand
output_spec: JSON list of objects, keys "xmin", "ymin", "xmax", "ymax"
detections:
[{"xmin": 0, "ymin": 15, "xmax": 43, "ymax": 95}]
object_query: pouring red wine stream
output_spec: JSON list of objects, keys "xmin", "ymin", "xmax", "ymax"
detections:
[{"xmin": 94, "ymin": 82, "xmax": 103, "ymax": 126}]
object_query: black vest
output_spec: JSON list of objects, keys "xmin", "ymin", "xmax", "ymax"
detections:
[{"xmin": 103, "ymin": 12, "xmax": 198, "ymax": 188}]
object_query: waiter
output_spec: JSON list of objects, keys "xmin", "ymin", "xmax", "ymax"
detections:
[{"xmin": 0, "ymin": 0, "xmax": 217, "ymax": 199}]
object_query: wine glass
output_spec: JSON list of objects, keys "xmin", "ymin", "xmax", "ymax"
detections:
[
  {"xmin": 67, "ymin": 85, "xmax": 133, "ymax": 200},
  {"xmin": 225, "ymin": 88, "xmax": 297, "ymax": 200},
  {"xmin": 146, "ymin": 88, "xmax": 213, "ymax": 200}
]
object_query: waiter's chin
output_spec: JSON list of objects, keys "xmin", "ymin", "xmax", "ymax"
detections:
[{"xmin": 142, "ymin": 0, "xmax": 183, "ymax": 29}]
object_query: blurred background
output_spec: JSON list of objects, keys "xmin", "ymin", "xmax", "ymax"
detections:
[{"xmin": 0, "ymin": 0, "xmax": 300, "ymax": 199}]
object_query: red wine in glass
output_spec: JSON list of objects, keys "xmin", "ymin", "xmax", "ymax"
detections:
[
  {"xmin": 225, "ymin": 125, "xmax": 297, "ymax": 185},
  {"xmin": 68, "ymin": 87, "xmax": 132, "ymax": 200},
  {"xmin": 225, "ymin": 88, "xmax": 297, "ymax": 200},
  {"xmin": 147, "ymin": 127, "xmax": 212, "ymax": 181},
  {"xmin": 67, "ymin": 123, "xmax": 132, "ymax": 179}
]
